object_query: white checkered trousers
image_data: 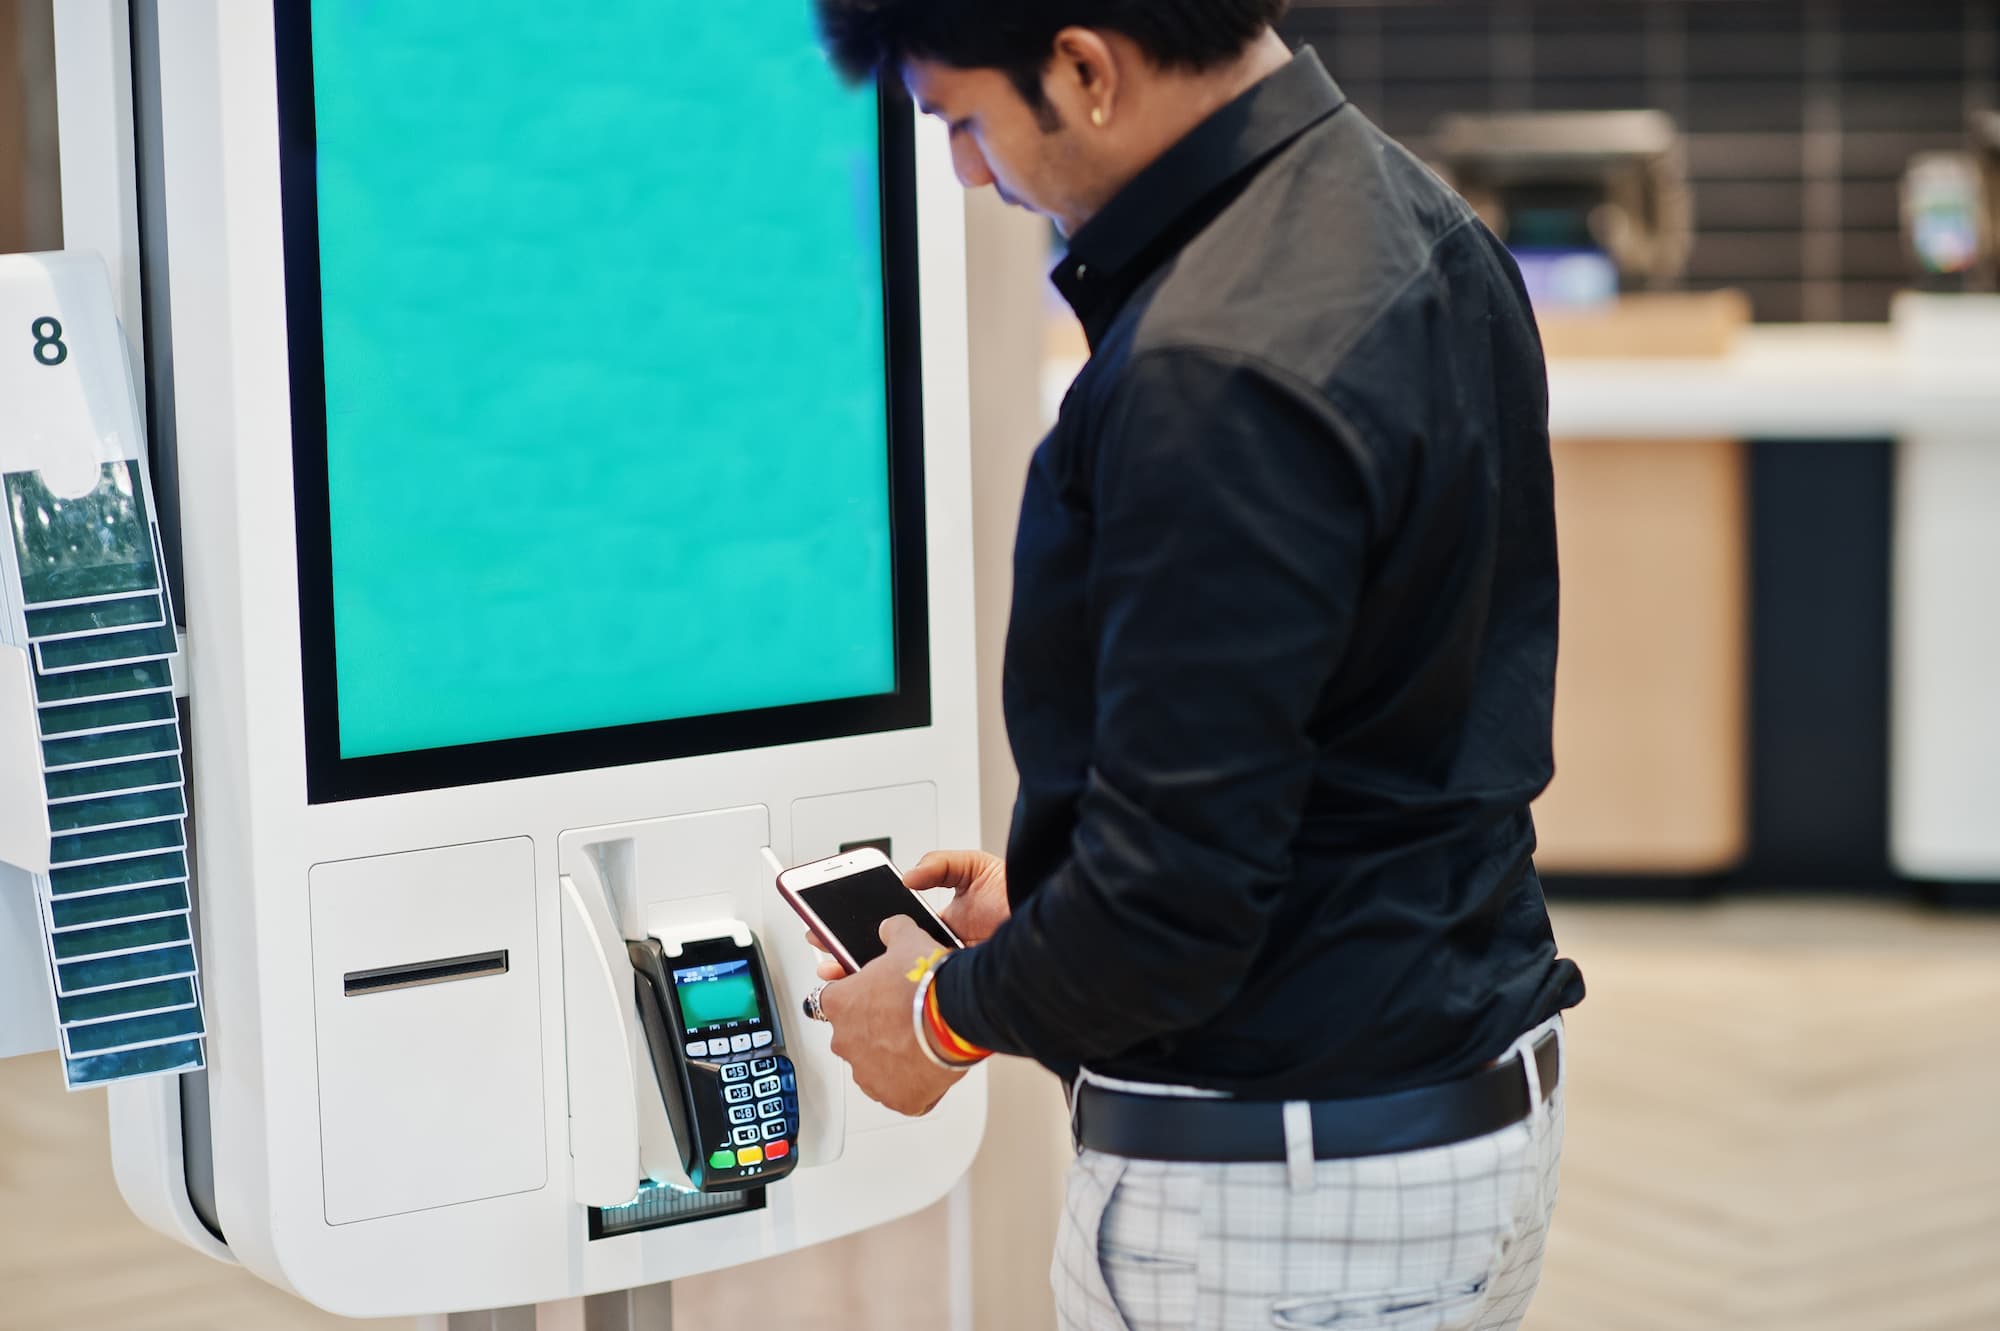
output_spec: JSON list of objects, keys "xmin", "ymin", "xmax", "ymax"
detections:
[{"xmin": 1053, "ymin": 1017, "xmax": 1565, "ymax": 1331}]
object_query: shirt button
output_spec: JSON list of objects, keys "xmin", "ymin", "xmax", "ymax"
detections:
[{"xmin": 1074, "ymin": 264, "xmax": 1090, "ymax": 280}]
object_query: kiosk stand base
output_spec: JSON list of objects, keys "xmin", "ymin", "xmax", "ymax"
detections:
[{"xmin": 422, "ymin": 1284, "xmax": 674, "ymax": 1331}]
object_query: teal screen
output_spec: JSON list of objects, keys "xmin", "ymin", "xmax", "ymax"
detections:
[
  {"xmin": 309, "ymin": 5, "xmax": 896, "ymax": 758},
  {"xmin": 672, "ymin": 961, "xmax": 763, "ymax": 1032}
]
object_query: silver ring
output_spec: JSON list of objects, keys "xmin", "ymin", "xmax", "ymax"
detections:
[{"xmin": 803, "ymin": 983, "xmax": 830, "ymax": 1023}]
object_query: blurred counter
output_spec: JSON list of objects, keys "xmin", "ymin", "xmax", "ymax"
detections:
[
  {"xmin": 1540, "ymin": 314, "xmax": 2000, "ymax": 886},
  {"xmin": 1546, "ymin": 324, "xmax": 2000, "ymax": 441}
]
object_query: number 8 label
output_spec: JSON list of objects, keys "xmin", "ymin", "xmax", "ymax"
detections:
[{"xmin": 32, "ymin": 316, "xmax": 68, "ymax": 367}]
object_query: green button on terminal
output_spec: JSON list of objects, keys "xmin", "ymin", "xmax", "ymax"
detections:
[{"xmin": 709, "ymin": 1149, "xmax": 737, "ymax": 1171}]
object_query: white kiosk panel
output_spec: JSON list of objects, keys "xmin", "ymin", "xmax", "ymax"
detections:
[{"xmin": 87, "ymin": 2, "xmax": 986, "ymax": 1315}]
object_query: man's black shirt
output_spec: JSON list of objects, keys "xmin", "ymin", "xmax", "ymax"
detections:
[{"xmin": 933, "ymin": 49, "xmax": 1585, "ymax": 1099}]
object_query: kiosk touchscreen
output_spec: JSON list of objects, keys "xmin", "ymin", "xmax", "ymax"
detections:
[
  {"xmin": 52, "ymin": 3, "xmax": 984, "ymax": 1317},
  {"xmin": 286, "ymin": 4, "xmax": 929, "ymax": 795}
]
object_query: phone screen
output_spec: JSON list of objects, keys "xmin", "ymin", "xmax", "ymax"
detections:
[{"xmin": 796, "ymin": 866, "xmax": 957, "ymax": 969}]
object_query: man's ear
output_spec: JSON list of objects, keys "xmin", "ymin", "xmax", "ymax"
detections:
[{"xmin": 1047, "ymin": 27, "xmax": 1121, "ymax": 124}]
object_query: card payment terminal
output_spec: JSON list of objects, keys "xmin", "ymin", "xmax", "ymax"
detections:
[{"xmin": 628, "ymin": 932, "xmax": 800, "ymax": 1191}]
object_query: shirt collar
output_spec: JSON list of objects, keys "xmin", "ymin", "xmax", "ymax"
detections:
[{"xmin": 1052, "ymin": 47, "xmax": 1348, "ymax": 341}]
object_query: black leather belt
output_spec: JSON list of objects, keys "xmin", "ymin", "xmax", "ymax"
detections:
[{"xmin": 1073, "ymin": 1031, "xmax": 1560, "ymax": 1163}]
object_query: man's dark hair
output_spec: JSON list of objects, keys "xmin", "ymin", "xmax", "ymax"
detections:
[{"xmin": 815, "ymin": 1, "xmax": 1290, "ymax": 106}]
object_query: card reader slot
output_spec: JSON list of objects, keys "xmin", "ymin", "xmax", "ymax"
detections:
[
  {"xmin": 627, "ymin": 940, "xmax": 699, "ymax": 1173},
  {"xmin": 343, "ymin": 949, "xmax": 510, "ymax": 997}
]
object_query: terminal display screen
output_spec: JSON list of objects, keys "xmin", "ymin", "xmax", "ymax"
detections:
[
  {"xmin": 671, "ymin": 959, "xmax": 763, "ymax": 1035},
  {"xmin": 276, "ymin": 3, "xmax": 929, "ymax": 801}
]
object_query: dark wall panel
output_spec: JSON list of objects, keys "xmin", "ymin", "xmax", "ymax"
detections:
[{"xmin": 1745, "ymin": 441, "xmax": 1895, "ymax": 886}]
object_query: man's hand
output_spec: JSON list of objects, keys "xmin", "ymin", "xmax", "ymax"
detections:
[
  {"xmin": 809, "ymin": 849, "xmax": 1010, "ymax": 983},
  {"xmin": 906, "ymin": 849, "xmax": 1010, "ymax": 946},
  {"xmin": 818, "ymin": 916, "xmax": 967, "ymax": 1117}
]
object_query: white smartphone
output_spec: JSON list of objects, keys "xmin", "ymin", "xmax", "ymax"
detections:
[{"xmin": 776, "ymin": 847, "xmax": 961, "ymax": 974}]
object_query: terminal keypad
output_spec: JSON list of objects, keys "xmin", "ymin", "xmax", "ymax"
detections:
[{"xmin": 694, "ymin": 1039, "xmax": 799, "ymax": 1181}]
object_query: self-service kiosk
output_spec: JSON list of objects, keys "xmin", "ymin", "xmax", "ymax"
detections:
[{"xmin": 1, "ymin": 1, "xmax": 984, "ymax": 1319}]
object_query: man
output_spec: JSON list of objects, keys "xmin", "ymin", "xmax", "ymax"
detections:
[{"xmin": 809, "ymin": 4, "xmax": 1586, "ymax": 1328}]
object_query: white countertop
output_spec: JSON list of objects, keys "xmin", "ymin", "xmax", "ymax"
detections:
[
  {"xmin": 1545, "ymin": 325, "xmax": 2000, "ymax": 441},
  {"xmin": 1044, "ymin": 322, "xmax": 2000, "ymax": 442}
]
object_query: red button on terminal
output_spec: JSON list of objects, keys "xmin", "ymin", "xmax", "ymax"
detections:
[{"xmin": 765, "ymin": 1139, "xmax": 791, "ymax": 1161}]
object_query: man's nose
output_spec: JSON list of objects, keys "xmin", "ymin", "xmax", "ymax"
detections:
[{"xmin": 950, "ymin": 135, "xmax": 995, "ymax": 191}]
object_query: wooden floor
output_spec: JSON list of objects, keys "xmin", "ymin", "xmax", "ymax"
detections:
[
  {"xmin": 1529, "ymin": 900, "xmax": 2000, "ymax": 1331},
  {"xmin": 0, "ymin": 1056, "xmax": 949, "ymax": 1331},
  {"xmin": 3, "ymin": 899, "xmax": 1999, "ymax": 1330}
]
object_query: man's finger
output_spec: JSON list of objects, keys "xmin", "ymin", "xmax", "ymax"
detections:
[
  {"xmin": 900, "ymin": 852, "xmax": 958, "ymax": 894},
  {"xmin": 902, "ymin": 850, "xmax": 986, "ymax": 894},
  {"xmin": 878, "ymin": 914, "xmax": 925, "ymax": 947},
  {"xmin": 804, "ymin": 927, "xmax": 833, "ymax": 955}
]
